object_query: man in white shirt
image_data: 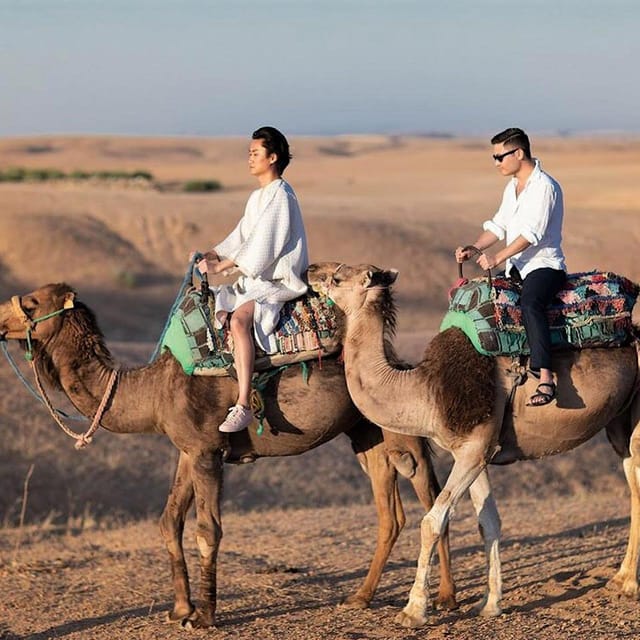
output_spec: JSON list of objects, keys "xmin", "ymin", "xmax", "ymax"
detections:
[{"xmin": 455, "ymin": 127, "xmax": 567, "ymax": 406}]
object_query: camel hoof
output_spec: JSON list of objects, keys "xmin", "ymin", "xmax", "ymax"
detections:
[
  {"xmin": 434, "ymin": 593, "xmax": 459, "ymax": 611},
  {"xmin": 477, "ymin": 604, "xmax": 502, "ymax": 618},
  {"xmin": 394, "ymin": 609, "xmax": 428, "ymax": 629},
  {"xmin": 608, "ymin": 572, "xmax": 639, "ymax": 599},
  {"xmin": 339, "ymin": 593, "xmax": 370, "ymax": 610},
  {"xmin": 165, "ymin": 607, "xmax": 195, "ymax": 624},
  {"xmin": 179, "ymin": 610, "xmax": 215, "ymax": 630},
  {"xmin": 475, "ymin": 598, "xmax": 502, "ymax": 618}
]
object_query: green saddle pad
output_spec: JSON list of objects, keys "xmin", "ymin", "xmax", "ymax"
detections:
[
  {"xmin": 440, "ymin": 271, "xmax": 639, "ymax": 356},
  {"xmin": 161, "ymin": 287, "xmax": 339, "ymax": 375}
]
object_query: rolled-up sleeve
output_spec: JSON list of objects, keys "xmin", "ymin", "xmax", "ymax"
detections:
[
  {"xmin": 482, "ymin": 185, "xmax": 510, "ymax": 240},
  {"xmin": 482, "ymin": 218, "xmax": 505, "ymax": 240}
]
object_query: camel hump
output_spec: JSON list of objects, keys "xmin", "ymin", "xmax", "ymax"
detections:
[
  {"xmin": 160, "ymin": 287, "xmax": 341, "ymax": 376},
  {"xmin": 441, "ymin": 270, "xmax": 639, "ymax": 356}
]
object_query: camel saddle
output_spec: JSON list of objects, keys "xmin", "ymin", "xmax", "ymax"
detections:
[
  {"xmin": 440, "ymin": 271, "xmax": 639, "ymax": 356},
  {"xmin": 160, "ymin": 287, "xmax": 341, "ymax": 376}
]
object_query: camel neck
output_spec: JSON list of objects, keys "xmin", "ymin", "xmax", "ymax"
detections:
[
  {"xmin": 49, "ymin": 347, "xmax": 159, "ymax": 436},
  {"xmin": 341, "ymin": 306, "xmax": 438, "ymax": 436}
]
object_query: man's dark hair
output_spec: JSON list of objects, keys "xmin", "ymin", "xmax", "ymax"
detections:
[
  {"xmin": 252, "ymin": 126, "xmax": 292, "ymax": 175},
  {"xmin": 491, "ymin": 127, "xmax": 531, "ymax": 159}
]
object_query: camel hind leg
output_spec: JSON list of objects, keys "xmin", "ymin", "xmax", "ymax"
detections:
[
  {"xmin": 468, "ymin": 469, "xmax": 502, "ymax": 616},
  {"xmin": 342, "ymin": 439, "xmax": 405, "ymax": 609},
  {"xmin": 608, "ymin": 409, "xmax": 640, "ymax": 599}
]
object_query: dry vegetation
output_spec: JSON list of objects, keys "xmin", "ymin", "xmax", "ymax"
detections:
[{"xmin": 0, "ymin": 134, "xmax": 639, "ymax": 638}]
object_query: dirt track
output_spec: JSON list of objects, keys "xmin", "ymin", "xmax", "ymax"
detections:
[{"xmin": 1, "ymin": 491, "xmax": 638, "ymax": 640}]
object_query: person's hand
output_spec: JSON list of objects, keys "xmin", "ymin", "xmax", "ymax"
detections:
[
  {"xmin": 455, "ymin": 246, "xmax": 474, "ymax": 263},
  {"xmin": 194, "ymin": 250, "xmax": 220, "ymax": 274},
  {"xmin": 477, "ymin": 253, "xmax": 497, "ymax": 271},
  {"xmin": 210, "ymin": 258, "xmax": 235, "ymax": 275}
]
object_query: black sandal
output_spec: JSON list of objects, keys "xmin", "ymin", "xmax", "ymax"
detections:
[{"xmin": 527, "ymin": 382, "xmax": 556, "ymax": 407}]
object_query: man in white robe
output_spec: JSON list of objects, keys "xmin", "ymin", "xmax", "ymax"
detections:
[{"xmin": 197, "ymin": 126, "xmax": 309, "ymax": 433}]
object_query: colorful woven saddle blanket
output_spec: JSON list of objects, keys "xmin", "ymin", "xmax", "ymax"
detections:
[
  {"xmin": 161, "ymin": 287, "xmax": 341, "ymax": 375},
  {"xmin": 440, "ymin": 271, "xmax": 639, "ymax": 356}
]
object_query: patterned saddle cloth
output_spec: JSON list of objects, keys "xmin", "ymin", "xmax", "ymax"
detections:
[
  {"xmin": 161, "ymin": 287, "xmax": 341, "ymax": 375},
  {"xmin": 440, "ymin": 271, "xmax": 639, "ymax": 356}
]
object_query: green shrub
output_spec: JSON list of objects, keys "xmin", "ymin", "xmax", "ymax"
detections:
[
  {"xmin": 114, "ymin": 269, "xmax": 138, "ymax": 289},
  {"xmin": 25, "ymin": 168, "xmax": 65, "ymax": 181},
  {"xmin": 183, "ymin": 179, "xmax": 222, "ymax": 193},
  {"xmin": 0, "ymin": 166, "xmax": 155, "ymax": 185},
  {"xmin": 131, "ymin": 170, "xmax": 153, "ymax": 181},
  {"xmin": 0, "ymin": 167, "xmax": 27, "ymax": 182},
  {"xmin": 70, "ymin": 170, "xmax": 90, "ymax": 179}
]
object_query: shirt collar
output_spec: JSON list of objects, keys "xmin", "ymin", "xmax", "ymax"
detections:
[{"xmin": 510, "ymin": 158, "xmax": 542, "ymax": 189}]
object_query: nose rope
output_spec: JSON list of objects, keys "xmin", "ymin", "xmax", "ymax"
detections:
[
  {"xmin": 30, "ymin": 359, "xmax": 119, "ymax": 449},
  {"xmin": 10, "ymin": 296, "xmax": 33, "ymax": 329},
  {"xmin": 4, "ymin": 291, "xmax": 114, "ymax": 448}
]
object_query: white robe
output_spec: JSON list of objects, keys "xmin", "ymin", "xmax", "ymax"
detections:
[{"xmin": 212, "ymin": 178, "xmax": 309, "ymax": 353}]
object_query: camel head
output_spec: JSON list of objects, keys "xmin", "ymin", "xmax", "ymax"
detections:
[
  {"xmin": 306, "ymin": 261, "xmax": 343, "ymax": 295},
  {"xmin": 307, "ymin": 262, "xmax": 399, "ymax": 314},
  {"xmin": 0, "ymin": 283, "xmax": 77, "ymax": 343}
]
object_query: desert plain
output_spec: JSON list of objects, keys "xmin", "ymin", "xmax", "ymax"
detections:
[{"xmin": 0, "ymin": 134, "xmax": 639, "ymax": 639}]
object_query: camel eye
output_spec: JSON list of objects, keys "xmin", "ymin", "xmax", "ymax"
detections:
[{"xmin": 22, "ymin": 295, "xmax": 39, "ymax": 311}]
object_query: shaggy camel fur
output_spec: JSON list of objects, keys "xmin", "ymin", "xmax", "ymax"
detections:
[
  {"xmin": 0, "ymin": 283, "xmax": 457, "ymax": 629},
  {"xmin": 308, "ymin": 262, "xmax": 640, "ymax": 629}
]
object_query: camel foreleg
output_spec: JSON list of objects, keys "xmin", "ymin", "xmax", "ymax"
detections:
[
  {"xmin": 159, "ymin": 451, "xmax": 196, "ymax": 624},
  {"xmin": 182, "ymin": 449, "xmax": 224, "ymax": 629},
  {"xmin": 401, "ymin": 441, "xmax": 458, "ymax": 610},
  {"xmin": 468, "ymin": 469, "xmax": 502, "ymax": 616},
  {"xmin": 395, "ymin": 436, "xmax": 492, "ymax": 629}
]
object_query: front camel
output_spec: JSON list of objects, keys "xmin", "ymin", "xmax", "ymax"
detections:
[
  {"xmin": 0, "ymin": 282, "xmax": 457, "ymax": 629},
  {"xmin": 308, "ymin": 262, "xmax": 640, "ymax": 629}
]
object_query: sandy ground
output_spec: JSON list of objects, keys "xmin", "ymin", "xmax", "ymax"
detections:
[
  {"xmin": 0, "ymin": 493, "xmax": 637, "ymax": 640},
  {"xmin": 0, "ymin": 134, "xmax": 639, "ymax": 638}
]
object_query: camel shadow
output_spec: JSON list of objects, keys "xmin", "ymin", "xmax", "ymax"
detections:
[
  {"xmin": 1, "ymin": 605, "xmax": 166, "ymax": 640},
  {"xmin": 351, "ymin": 515, "xmax": 629, "ymax": 615}
]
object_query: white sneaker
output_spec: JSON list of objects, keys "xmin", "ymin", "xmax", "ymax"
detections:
[{"xmin": 219, "ymin": 404, "xmax": 253, "ymax": 433}]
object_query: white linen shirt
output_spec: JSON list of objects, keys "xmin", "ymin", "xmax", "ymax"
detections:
[
  {"xmin": 483, "ymin": 159, "xmax": 566, "ymax": 279},
  {"xmin": 212, "ymin": 178, "xmax": 309, "ymax": 352}
]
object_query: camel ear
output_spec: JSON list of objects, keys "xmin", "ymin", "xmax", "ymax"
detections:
[
  {"xmin": 366, "ymin": 269, "xmax": 398, "ymax": 289},
  {"xmin": 361, "ymin": 271, "xmax": 375, "ymax": 288},
  {"xmin": 63, "ymin": 292, "xmax": 75, "ymax": 309}
]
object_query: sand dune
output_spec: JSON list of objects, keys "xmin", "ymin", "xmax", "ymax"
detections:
[
  {"xmin": 0, "ymin": 133, "xmax": 639, "ymax": 524},
  {"xmin": 0, "ymin": 134, "xmax": 639, "ymax": 638}
]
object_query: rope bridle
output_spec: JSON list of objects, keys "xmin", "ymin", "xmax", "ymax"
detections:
[{"xmin": 6, "ymin": 293, "xmax": 118, "ymax": 449}]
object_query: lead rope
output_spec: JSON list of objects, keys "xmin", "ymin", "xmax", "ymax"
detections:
[
  {"xmin": 31, "ymin": 361, "xmax": 119, "ymax": 449},
  {"xmin": 149, "ymin": 253, "xmax": 202, "ymax": 364}
]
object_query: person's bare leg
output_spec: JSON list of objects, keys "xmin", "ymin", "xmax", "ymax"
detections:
[
  {"xmin": 229, "ymin": 301, "xmax": 255, "ymax": 407},
  {"xmin": 539, "ymin": 367, "xmax": 553, "ymax": 386}
]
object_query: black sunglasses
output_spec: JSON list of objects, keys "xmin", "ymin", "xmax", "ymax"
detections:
[{"xmin": 492, "ymin": 148, "xmax": 520, "ymax": 162}]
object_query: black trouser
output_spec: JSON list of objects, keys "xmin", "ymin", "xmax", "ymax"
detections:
[{"xmin": 511, "ymin": 267, "xmax": 567, "ymax": 371}]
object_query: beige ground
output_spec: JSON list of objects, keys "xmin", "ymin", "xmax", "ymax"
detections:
[{"xmin": 0, "ymin": 134, "xmax": 639, "ymax": 638}]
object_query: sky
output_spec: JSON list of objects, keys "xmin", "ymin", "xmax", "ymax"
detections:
[{"xmin": 1, "ymin": 0, "xmax": 639, "ymax": 138}]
